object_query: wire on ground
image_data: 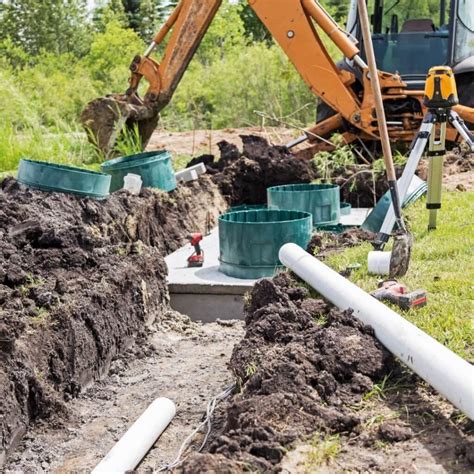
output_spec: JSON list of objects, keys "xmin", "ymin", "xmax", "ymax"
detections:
[{"xmin": 157, "ymin": 383, "xmax": 236, "ymax": 472}]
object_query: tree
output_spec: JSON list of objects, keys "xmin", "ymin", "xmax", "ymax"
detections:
[
  {"xmin": 0, "ymin": 0, "xmax": 90, "ymax": 57},
  {"xmin": 322, "ymin": 0, "xmax": 349, "ymax": 24},
  {"xmin": 137, "ymin": 0, "xmax": 162, "ymax": 39},
  {"xmin": 92, "ymin": 0, "xmax": 128, "ymax": 32},
  {"xmin": 157, "ymin": 0, "xmax": 178, "ymax": 22},
  {"xmin": 122, "ymin": 0, "xmax": 142, "ymax": 31},
  {"xmin": 238, "ymin": 3, "xmax": 272, "ymax": 44}
]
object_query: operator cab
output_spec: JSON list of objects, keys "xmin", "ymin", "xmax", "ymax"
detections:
[{"xmin": 347, "ymin": 0, "xmax": 474, "ymax": 90}]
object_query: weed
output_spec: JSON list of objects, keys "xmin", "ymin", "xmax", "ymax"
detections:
[
  {"xmin": 304, "ymin": 432, "xmax": 341, "ymax": 470},
  {"xmin": 243, "ymin": 292, "xmax": 252, "ymax": 311},
  {"xmin": 313, "ymin": 135, "xmax": 357, "ymax": 182},
  {"xmin": 0, "ymin": 122, "xmax": 101, "ymax": 173},
  {"xmin": 245, "ymin": 362, "xmax": 258, "ymax": 378},
  {"xmin": 449, "ymin": 411, "xmax": 470, "ymax": 428},
  {"xmin": 19, "ymin": 275, "xmax": 45, "ymax": 296},
  {"xmin": 313, "ymin": 314, "xmax": 328, "ymax": 326},
  {"xmin": 114, "ymin": 123, "xmax": 143, "ymax": 158},
  {"xmin": 363, "ymin": 412, "xmax": 399, "ymax": 429},
  {"xmin": 30, "ymin": 307, "xmax": 50, "ymax": 326},
  {"xmin": 115, "ymin": 246, "xmax": 129, "ymax": 256},
  {"xmin": 363, "ymin": 373, "xmax": 392, "ymax": 401},
  {"xmin": 373, "ymin": 440, "xmax": 389, "ymax": 450},
  {"xmin": 34, "ymin": 369, "xmax": 45, "ymax": 381},
  {"xmin": 372, "ymin": 152, "xmax": 407, "ymax": 177}
]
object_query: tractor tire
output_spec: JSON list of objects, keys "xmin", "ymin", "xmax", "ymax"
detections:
[
  {"xmin": 456, "ymin": 72, "xmax": 474, "ymax": 108},
  {"xmin": 456, "ymin": 72, "xmax": 474, "ymax": 130}
]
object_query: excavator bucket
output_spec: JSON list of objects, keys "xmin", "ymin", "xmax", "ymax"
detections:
[{"xmin": 81, "ymin": 94, "xmax": 160, "ymax": 158}]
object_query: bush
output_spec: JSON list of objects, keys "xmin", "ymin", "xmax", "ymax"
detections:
[
  {"xmin": 85, "ymin": 20, "xmax": 145, "ymax": 94},
  {"xmin": 0, "ymin": 0, "xmax": 348, "ymax": 172},
  {"xmin": 163, "ymin": 43, "xmax": 315, "ymax": 130}
]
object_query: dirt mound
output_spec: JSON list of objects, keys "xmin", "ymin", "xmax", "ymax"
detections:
[
  {"xmin": 187, "ymin": 135, "xmax": 405, "ymax": 208},
  {"xmin": 0, "ymin": 176, "xmax": 227, "ymax": 464},
  {"xmin": 188, "ymin": 135, "xmax": 317, "ymax": 205},
  {"xmin": 308, "ymin": 227, "xmax": 375, "ymax": 258},
  {"xmin": 178, "ymin": 273, "xmax": 392, "ymax": 472}
]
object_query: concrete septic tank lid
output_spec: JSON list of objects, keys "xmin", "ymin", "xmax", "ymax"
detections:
[{"xmin": 165, "ymin": 228, "xmax": 258, "ymax": 322}]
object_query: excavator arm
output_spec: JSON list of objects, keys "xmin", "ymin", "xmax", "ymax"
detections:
[
  {"xmin": 127, "ymin": 0, "xmax": 222, "ymax": 110},
  {"xmin": 81, "ymin": 0, "xmax": 383, "ymax": 155},
  {"xmin": 81, "ymin": 0, "xmax": 473, "ymax": 157}
]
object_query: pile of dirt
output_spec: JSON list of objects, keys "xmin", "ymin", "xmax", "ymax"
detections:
[
  {"xmin": 308, "ymin": 227, "xmax": 375, "ymax": 259},
  {"xmin": 0, "ymin": 176, "xmax": 227, "ymax": 464},
  {"xmin": 188, "ymin": 135, "xmax": 317, "ymax": 205},
  {"xmin": 187, "ymin": 135, "xmax": 406, "ymax": 208},
  {"xmin": 328, "ymin": 164, "xmax": 402, "ymax": 208},
  {"xmin": 419, "ymin": 149, "xmax": 474, "ymax": 191},
  {"xmin": 178, "ymin": 273, "xmax": 393, "ymax": 472}
]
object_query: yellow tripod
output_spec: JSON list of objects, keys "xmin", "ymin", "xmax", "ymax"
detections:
[{"xmin": 377, "ymin": 67, "xmax": 474, "ymax": 243}]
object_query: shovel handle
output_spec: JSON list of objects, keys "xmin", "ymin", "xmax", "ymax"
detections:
[{"xmin": 357, "ymin": 0, "xmax": 396, "ymax": 182}]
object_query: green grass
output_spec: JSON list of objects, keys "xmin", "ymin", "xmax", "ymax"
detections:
[
  {"xmin": 323, "ymin": 192, "xmax": 474, "ymax": 359},
  {"xmin": 304, "ymin": 433, "xmax": 341, "ymax": 470},
  {"xmin": 0, "ymin": 124, "xmax": 101, "ymax": 173},
  {"xmin": 172, "ymin": 154, "xmax": 192, "ymax": 172}
]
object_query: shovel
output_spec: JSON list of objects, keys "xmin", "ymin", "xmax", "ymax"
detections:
[{"xmin": 357, "ymin": 0, "xmax": 412, "ymax": 277}]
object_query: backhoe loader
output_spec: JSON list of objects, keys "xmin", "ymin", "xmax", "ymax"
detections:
[{"xmin": 81, "ymin": 0, "xmax": 474, "ymax": 158}]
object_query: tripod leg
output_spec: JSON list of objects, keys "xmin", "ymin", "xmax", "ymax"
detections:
[
  {"xmin": 374, "ymin": 115, "xmax": 435, "ymax": 248},
  {"xmin": 426, "ymin": 154, "xmax": 443, "ymax": 230},
  {"xmin": 425, "ymin": 119, "xmax": 447, "ymax": 230},
  {"xmin": 449, "ymin": 111, "xmax": 474, "ymax": 151}
]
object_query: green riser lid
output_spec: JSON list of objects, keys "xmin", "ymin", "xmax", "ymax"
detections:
[
  {"xmin": 17, "ymin": 159, "xmax": 111, "ymax": 199},
  {"xmin": 267, "ymin": 183, "xmax": 341, "ymax": 226},
  {"xmin": 218, "ymin": 209, "xmax": 312, "ymax": 279},
  {"xmin": 101, "ymin": 150, "xmax": 177, "ymax": 193}
]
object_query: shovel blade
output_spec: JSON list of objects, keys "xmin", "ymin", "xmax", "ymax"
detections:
[{"xmin": 389, "ymin": 233, "xmax": 413, "ymax": 277}]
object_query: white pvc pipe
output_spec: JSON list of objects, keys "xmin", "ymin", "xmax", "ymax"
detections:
[
  {"xmin": 279, "ymin": 243, "xmax": 474, "ymax": 419},
  {"xmin": 367, "ymin": 250, "xmax": 392, "ymax": 275},
  {"xmin": 92, "ymin": 397, "xmax": 176, "ymax": 473}
]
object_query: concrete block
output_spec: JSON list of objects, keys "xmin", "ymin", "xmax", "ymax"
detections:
[
  {"xmin": 175, "ymin": 163, "xmax": 207, "ymax": 183},
  {"xmin": 165, "ymin": 228, "xmax": 257, "ymax": 322}
]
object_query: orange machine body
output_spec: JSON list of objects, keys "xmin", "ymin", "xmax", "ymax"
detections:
[{"xmin": 107, "ymin": 0, "xmax": 474, "ymax": 153}]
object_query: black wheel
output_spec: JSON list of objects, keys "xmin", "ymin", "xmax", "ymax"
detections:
[{"xmin": 456, "ymin": 72, "xmax": 474, "ymax": 108}]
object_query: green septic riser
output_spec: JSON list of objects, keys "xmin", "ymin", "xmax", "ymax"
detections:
[
  {"xmin": 228, "ymin": 204, "xmax": 267, "ymax": 213},
  {"xmin": 101, "ymin": 150, "xmax": 177, "ymax": 193},
  {"xmin": 267, "ymin": 183, "xmax": 341, "ymax": 226},
  {"xmin": 218, "ymin": 209, "xmax": 312, "ymax": 279},
  {"xmin": 17, "ymin": 159, "xmax": 111, "ymax": 199},
  {"xmin": 362, "ymin": 175, "xmax": 428, "ymax": 233}
]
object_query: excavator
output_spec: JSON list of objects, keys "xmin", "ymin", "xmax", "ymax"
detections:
[{"xmin": 81, "ymin": 0, "xmax": 474, "ymax": 158}]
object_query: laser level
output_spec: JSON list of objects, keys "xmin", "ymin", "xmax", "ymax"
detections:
[
  {"xmin": 423, "ymin": 66, "xmax": 459, "ymax": 109},
  {"xmin": 375, "ymin": 66, "xmax": 474, "ymax": 243}
]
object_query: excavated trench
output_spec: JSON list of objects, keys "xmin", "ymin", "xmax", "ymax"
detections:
[
  {"xmin": 1, "ymin": 137, "xmax": 473, "ymax": 471},
  {"xmin": 0, "ymin": 175, "xmax": 227, "ymax": 464}
]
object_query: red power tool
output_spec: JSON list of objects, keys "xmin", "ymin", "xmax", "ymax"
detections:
[
  {"xmin": 371, "ymin": 280, "xmax": 427, "ymax": 310},
  {"xmin": 187, "ymin": 233, "xmax": 204, "ymax": 268}
]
